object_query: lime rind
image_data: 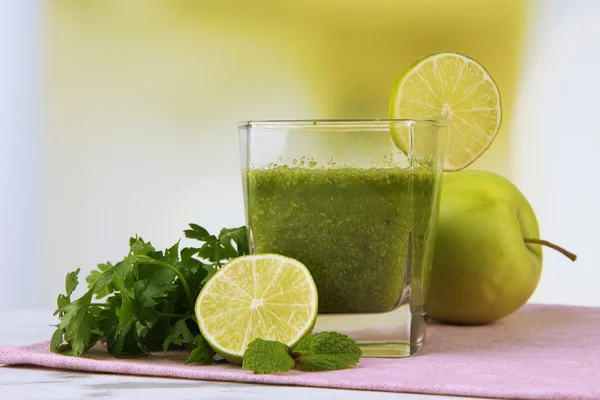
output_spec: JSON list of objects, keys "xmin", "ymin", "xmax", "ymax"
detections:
[{"xmin": 195, "ymin": 254, "xmax": 318, "ymax": 364}]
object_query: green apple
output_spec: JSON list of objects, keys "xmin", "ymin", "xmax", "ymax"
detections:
[{"xmin": 426, "ymin": 169, "xmax": 575, "ymax": 325}]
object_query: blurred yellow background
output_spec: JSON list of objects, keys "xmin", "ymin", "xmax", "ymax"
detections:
[
  {"xmin": 43, "ymin": 0, "xmax": 528, "ymax": 306},
  {"xmin": 45, "ymin": 0, "xmax": 528, "ymax": 171}
]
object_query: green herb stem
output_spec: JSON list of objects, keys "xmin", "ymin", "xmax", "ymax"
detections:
[
  {"xmin": 215, "ymin": 246, "xmax": 221, "ymax": 268},
  {"xmin": 134, "ymin": 256, "xmax": 195, "ymax": 309}
]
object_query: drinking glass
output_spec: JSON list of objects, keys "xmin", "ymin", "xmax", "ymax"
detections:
[{"xmin": 239, "ymin": 119, "xmax": 444, "ymax": 357}]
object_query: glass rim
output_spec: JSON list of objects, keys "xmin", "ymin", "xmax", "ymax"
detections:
[{"xmin": 238, "ymin": 118, "xmax": 441, "ymax": 129}]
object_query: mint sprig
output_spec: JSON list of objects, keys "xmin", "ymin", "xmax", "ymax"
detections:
[{"xmin": 242, "ymin": 332, "xmax": 362, "ymax": 374}]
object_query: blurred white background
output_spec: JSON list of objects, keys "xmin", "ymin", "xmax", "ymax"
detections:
[
  {"xmin": 512, "ymin": 0, "xmax": 600, "ymax": 306},
  {"xmin": 0, "ymin": 0, "xmax": 598, "ymax": 310},
  {"xmin": 0, "ymin": 0, "xmax": 42, "ymax": 309}
]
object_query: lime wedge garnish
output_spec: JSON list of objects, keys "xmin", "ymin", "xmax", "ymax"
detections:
[
  {"xmin": 195, "ymin": 254, "xmax": 318, "ymax": 364},
  {"xmin": 390, "ymin": 52, "xmax": 502, "ymax": 171}
]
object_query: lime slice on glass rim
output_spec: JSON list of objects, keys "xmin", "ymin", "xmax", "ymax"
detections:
[
  {"xmin": 195, "ymin": 254, "xmax": 318, "ymax": 364},
  {"xmin": 390, "ymin": 52, "xmax": 502, "ymax": 171}
]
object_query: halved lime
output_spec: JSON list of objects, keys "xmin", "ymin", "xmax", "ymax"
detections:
[
  {"xmin": 390, "ymin": 52, "xmax": 502, "ymax": 171},
  {"xmin": 195, "ymin": 254, "xmax": 318, "ymax": 364}
]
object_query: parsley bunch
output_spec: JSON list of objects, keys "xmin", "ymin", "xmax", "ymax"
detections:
[{"xmin": 51, "ymin": 224, "xmax": 248, "ymax": 364}]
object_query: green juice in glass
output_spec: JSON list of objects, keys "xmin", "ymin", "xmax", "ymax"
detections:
[{"xmin": 247, "ymin": 165, "xmax": 437, "ymax": 314}]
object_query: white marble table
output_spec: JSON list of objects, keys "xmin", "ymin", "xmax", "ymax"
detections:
[{"xmin": 0, "ymin": 310, "xmax": 476, "ymax": 400}]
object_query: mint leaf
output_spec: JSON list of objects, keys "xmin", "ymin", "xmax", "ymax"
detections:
[
  {"xmin": 243, "ymin": 339, "xmax": 295, "ymax": 374},
  {"xmin": 185, "ymin": 335, "xmax": 214, "ymax": 365},
  {"xmin": 291, "ymin": 332, "xmax": 362, "ymax": 371}
]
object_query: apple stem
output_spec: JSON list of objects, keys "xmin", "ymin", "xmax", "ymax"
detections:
[{"xmin": 523, "ymin": 238, "xmax": 577, "ymax": 262}]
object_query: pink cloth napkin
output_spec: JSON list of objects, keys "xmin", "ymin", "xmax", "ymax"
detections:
[{"xmin": 1, "ymin": 304, "xmax": 599, "ymax": 399}]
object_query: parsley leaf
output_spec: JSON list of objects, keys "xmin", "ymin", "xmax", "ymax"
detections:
[
  {"xmin": 56, "ymin": 288, "xmax": 102, "ymax": 356},
  {"xmin": 183, "ymin": 224, "xmax": 211, "ymax": 241},
  {"xmin": 185, "ymin": 335, "xmax": 215, "ymax": 365},
  {"xmin": 65, "ymin": 268, "xmax": 80, "ymax": 297},
  {"xmin": 86, "ymin": 262, "xmax": 114, "ymax": 298},
  {"xmin": 50, "ymin": 325, "xmax": 65, "ymax": 351},
  {"xmin": 97, "ymin": 294, "xmax": 121, "ymax": 352},
  {"xmin": 184, "ymin": 224, "xmax": 249, "ymax": 265},
  {"xmin": 243, "ymin": 339, "xmax": 295, "ymax": 374},
  {"xmin": 129, "ymin": 236, "xmax": 156, "ymax": 256},
  {"xmin": 54, "ymin": 268, "xmax": 81, "ymax": 317},
  {"xmin": 163, "ymin": 318, "xmax": 194, "ymax": 352},
  {"xmin": 52, "ymin": 268, "xmax": 102, "ymax": 355},
  {"xmin": 112, "ymin": 292, "xmax": 139, "ymax": 354},
  {"xmin": 219, "ymin": 227, "xmax": 250, "ymax": 258},
  {"xmin": 291, "ymin": 332, "xmax": 362, "ymax": 371}
]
